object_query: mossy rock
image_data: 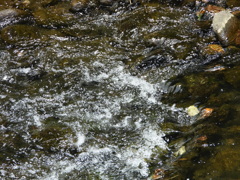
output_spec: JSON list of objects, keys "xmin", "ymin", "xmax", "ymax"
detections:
[
  {"xmin": 31, "ymin": 120, "xmax": 74, "ymax": 152},
  {"xmin": 224, "ymin": 65, "xmax": 240, "ymax": 89},
  {"xmin": 1, "ymin": 24, "xmax": 41, "ymax": 44},
  {"xmin": 1, "ymin": 24, "xmax": 66, "ymax": 46},
  {"xmin": 18, "ymin": 0, "xmax": 60, "ymax": 10},
  {"xmin": 163, "ymin": 73, "xmax": 222, "ymax": 104},
  {"xmin": 33, "ymin": 2, "xmax": 75, "ymax": 27},
  {"xmin": 70, "ymin": 0, "xmax": 98, "ymax": 12},
  {"xmin": 207, "ymin": 90, "xmax": 240, "ymax": 106},
  {"xmin": 210, "ymin": 104, "xmax": 233, "ymax": 123},
  {"xmin": 193, "ymin": 145, "xmax": 240, "ymax": 179},
  {"xmin": 0, "ymin": 129, "xmax": 29, "ymax": 162},
  {"xmin": 183, "ymin": 73, "xmax": 221, "ymax": 100},
  {"xmin": 226, "ymin": 0, "xmax": 240, "ymax": 8},
  {"xmin": 0, "ymin": 0, "xmax": 16, "ymax": 7}
]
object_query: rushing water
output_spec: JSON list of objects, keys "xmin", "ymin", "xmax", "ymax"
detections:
[{"xmin": 1, "ymin": 2, "xmax": 240, "ymax": 180}]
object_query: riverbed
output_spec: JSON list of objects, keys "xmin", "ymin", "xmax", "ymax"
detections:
[{"xmin": 1, "ymin": 1, "xmax": 240, "ymax": 179}]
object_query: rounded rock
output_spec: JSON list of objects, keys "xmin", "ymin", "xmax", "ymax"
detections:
[{"xmin": 212, "ymin": 10, "xmax": 240, "ymax": 46}]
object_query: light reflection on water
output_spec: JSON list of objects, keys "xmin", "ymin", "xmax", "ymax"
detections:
[{"xmin": 0, "ymin": 4, "xmax": 198, "ymax": 179}]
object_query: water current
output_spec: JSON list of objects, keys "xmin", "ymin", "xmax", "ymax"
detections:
[{"xmin": 0, "ymin": 2, "xmax": 236, "ymax": 180}]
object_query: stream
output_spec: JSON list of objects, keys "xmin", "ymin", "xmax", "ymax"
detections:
[{"xmin": 1, "ymin": 1, "xmax": 240, "ymax": 179}]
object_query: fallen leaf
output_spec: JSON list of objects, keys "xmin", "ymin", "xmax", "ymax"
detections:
[
  {"xmin": 197, "ymin": 135, "xmax": 208, "ymax": 141},
  {"xmin": 200, "ymin": 108, "xmax": 213, "ymax": 119},
  {"xmin": 174, "ymin": 146, "xmax": 186, "ymax": 156},
  {"xmin": 187, "ymin": 105, "xmax": 200, "ymax": 116},
  {"xmin": 196, "ymin": 9, "xmax": 206, "ymax": 20},
  {"xmin": 152, "ymin": 169, "xmax": 165, "ymax": 180}
]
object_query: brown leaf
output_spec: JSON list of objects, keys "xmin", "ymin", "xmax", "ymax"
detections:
[
  {"xmin": 200, "ymin": 108, "xmax": 214, "ymax": 119},
  {"xmin": 197, "ymin": 135, "xmax": 208, "ymax": 141}
]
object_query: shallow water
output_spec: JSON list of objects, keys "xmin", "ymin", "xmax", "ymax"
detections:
[{"xmin": 0, "ymin": 2, "xmax": 240, "ymax": 180}]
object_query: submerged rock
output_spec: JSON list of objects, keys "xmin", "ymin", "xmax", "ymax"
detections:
[
  {"xmin": 33, "ymin": 3, "xmax": 75, "ymax": 27},
  {"xmin": 70, "ymin": 0, "xmax": 98, "ymax": 12},
  {"xmin": 0, "ymin": 8, "xmax": 28, "ymax": 28},
  {"xmin": 202, "ymin": 44, "xmax": 225, "ymax": 55},
  {"xmin": 212, "ymin": 10, "xmax": 240, "ymax": 46},
  {"xmin": 224, "ymin": 65, "xmax": 240, "ymax": 89},
  {"xmin": 1, "ymin": 25, "xmax": 41, "ymax": 45},
  {"xmin": 19, "ymin": 0, "xmax": 59, "ymax": 9},
  {"xmin": 226, "ymin": 0, "xmax": 240, "ymax": 8},
  {"xmin": 0, "ymin": 9, "xmax": 21, "ymax": 20},
  {"xmin": 1, "ymin": 24, "xmax": 66, "ymax": 46},
  {"xmin": 99, "ymin": 0, "xmax": 114, "ymax": 6}
]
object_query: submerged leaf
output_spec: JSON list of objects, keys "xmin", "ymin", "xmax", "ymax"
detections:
[
  {"xmin": 199, "ymin": 108, "xmax": 214, "ymax": 119},
  {"xmin": 174, "ymin": 146, "xmax": 186, "ymax": 157},
  {"xmin": 187, "ymin": 105, "xmax": 200, "ymax": 116}
]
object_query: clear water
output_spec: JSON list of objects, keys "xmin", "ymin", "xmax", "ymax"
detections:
[{"xmin": 0, "ymin": 2, "xmax": 236, "ymax": 179}]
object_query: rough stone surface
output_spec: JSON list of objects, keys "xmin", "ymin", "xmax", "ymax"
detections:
[
  {"xmin": 70, "ymin": 0, "xmax": 97, "ymax": 12},
  {"xmin": 212, "ymin": 10, "xmax": 240, "ymax": 46}
]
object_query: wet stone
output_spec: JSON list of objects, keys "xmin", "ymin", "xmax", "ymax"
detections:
[
  {"xmin": 1, "ymin": 24, "xmax": 41, "ymax": 45},
  {"xmin": 202, "ymin": 44, "xmax": 225, "ymax": 55},
  {"xmin": 0, "ymin": 0, "xmax": 16, "ymax": 7},
  {"xmin": 19, "ymin": 0, "xmax": 59, "ymax": 9},
  {"xmin": 226, "ymin": 0, "xmax": 240, "ymax": 8},
  {"xmin": 33, "ymin": 2, "xmax": 75, "ymax": 27},
  {"xmin": 181, "ymin": 73, "xmax": 220, "ymax": 101},
  {"xmin": 70, "ymin": 0, "xmax": 97, "ymax": 12},
  {"xmin": 212, "ymin": 10, "xmax": 240, "ymax": 46},
  {"xmin": 1, "ymin": 24, "xmax": 66, "ymax": 46},
  {"xmin": 99, "ymin": 0, "xmax": 114, "ymax": 6},
  {"xmin": 31, "ymin": 121, "xmax": 75, "ymax": 153},
  {"xmin": 0, "ymin": 118, "xmax": 30, "ymax": 163},
  {"xmin": 224, "ymin": 65, "xmax": 240, "ymax": 89},
  {"xmin": 0, "ymin": 8, "xmax": 29, "ymax": 28}
]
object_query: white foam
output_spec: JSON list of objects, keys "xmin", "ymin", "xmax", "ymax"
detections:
[
  {"xmin": 120, "ymin": 127, "xmax": 167, "ymax": 177},
  {"xmin": 75, "ymin": 133, "xmax": 86, "ymax": 147}
]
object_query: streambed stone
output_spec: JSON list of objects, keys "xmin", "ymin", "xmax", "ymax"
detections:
[
  {"xmin": 1, "ymin": 24, "xmax": 41, "ymax": 44},
  {"xmin": 70, "ymin": 0, "xmax": 98, "ymax": 12},
  {"xmin": 19, "ymin": 0, "xmax": 59, "ymax": 9},
  {"xmin": 226, "ymin": 0, "xmax": 240, "ymax": 8},
  {"xmin": 212, "ymin": 10, "xmax": 240, "ymax": 46},
  {"xmin": 0, "ymin": 9, "xmax": 22, "ymax": 20},
  {"xmin": 224, "ymin": 65, "xmax": 240, "ymax": 89},
  {"xmin": 31, "ymin": 122, "xmax": 75, "ymax": 153},
  {"xmin": 0, "ymin": 8, "xmax": 28, "ymax": 28},
  {"xmin": 1, "ymin": 24, "xmax": 66, "ymax": 46},
  {"xmin": 33, "ymin": 3, "xmax": 75, "ymax": 27}
]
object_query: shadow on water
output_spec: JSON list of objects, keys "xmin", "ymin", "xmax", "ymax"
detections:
[{"xmin": 0, "ymin": 0, "xmax": 240, "ymax": 179}]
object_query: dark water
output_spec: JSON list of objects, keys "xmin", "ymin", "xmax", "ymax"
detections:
[{"xmin": 0, "ymin": 2, "xmax": 240, "ymax": 179}]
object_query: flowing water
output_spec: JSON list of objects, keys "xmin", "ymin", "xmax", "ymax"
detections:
[{"xmin": 0, "ymin": 2, "xmax": 240, "ymax": 180}]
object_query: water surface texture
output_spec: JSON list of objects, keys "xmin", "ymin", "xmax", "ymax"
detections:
[{"xmin": 1, "ymin": 1, "xmax": 240, "ymax": 179}]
